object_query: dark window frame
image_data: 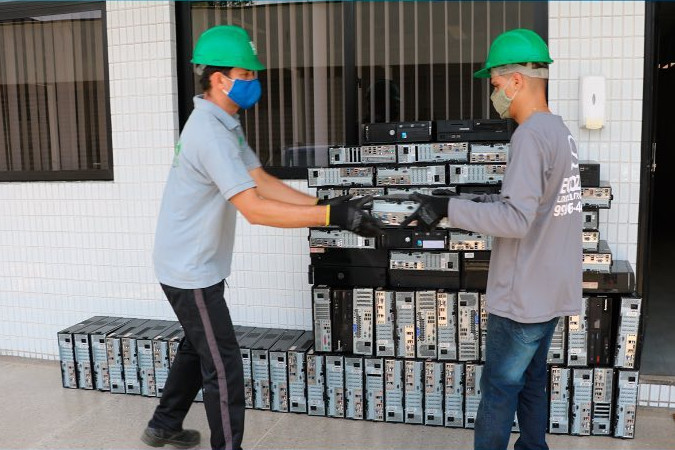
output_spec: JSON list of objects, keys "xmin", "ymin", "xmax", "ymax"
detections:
[
  {"xmin": 175, "ymin": 1, "xmax": 548, "ymax": 180},
  {"xmin": 0, "ymin": 1, "xmax": 113, "ymax": 182}
]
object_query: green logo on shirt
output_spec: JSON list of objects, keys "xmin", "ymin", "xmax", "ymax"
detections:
[{"xmin": 172, "ymin": 141, "xmax": 182, "ymax": 167}]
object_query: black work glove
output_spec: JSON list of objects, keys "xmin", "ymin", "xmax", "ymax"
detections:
[
  {"xmin": 431, "ymin": 188, "xmax": 457, "ymax": 196},
  {"xmin": 433, "ymin": 188, "xmax": 484, "ymax": 202},
  {"xmin": 328, "ymin": 195, "xmax": 384, "ymax": 237},
  {"xmin": 316, "ymin": 193, "xmax": 353, "ymax": 206},
  {"xmin": 399, "ymin": 192, "xmax": 452, "ymax": 231}
]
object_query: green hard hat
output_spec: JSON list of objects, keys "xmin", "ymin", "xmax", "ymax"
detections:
[
  {"xmin": 474, "ymin": 28, "xmax": 553, "ymax": 78},
  {"xmin": 191, "ymin": 25, "xmax": 265, "ymax": 71}
]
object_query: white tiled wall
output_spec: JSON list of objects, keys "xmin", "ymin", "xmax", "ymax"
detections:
[
  {"xmin": 0, "ymin": 1, "xmax": 314, "ymax": 361},
  {"xmin": 548, "ymin": 1, "xmax": 643, "ymax": 266},
  {"xmin": 0, "ymin": 1, "xmax": 180, "ymax": 359},
  {"xmin": 0, "ymin": 1, "xmax": 647, "ymax": 369},
  {"xmin": 638, "ymin": 383, "xmax": 675, "ymax": 409}
]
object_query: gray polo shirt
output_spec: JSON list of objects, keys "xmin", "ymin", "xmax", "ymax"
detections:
[
  {"xmin": 447, "ymin": 113, "xmax": 583, "ymax": 323},
  {"xmin": 153, "ymin": 95, "xmax": 261, "ymax": 289}
]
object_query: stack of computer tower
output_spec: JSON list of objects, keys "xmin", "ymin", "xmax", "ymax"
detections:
[
  {"xmin": 61, "ymin": 317, "xmax": 194, "ymax": 398},
  {"xmin": 58, "ymin": 316, "xmax": 131, "ymax": 390},
  {"xmin": 59, "ymin": 317, "xmax": 318, "ymax": 415},
  {"xmin": 306, "ymin": 119, "xmax": 516, "ymax": 430},
  {"xmin": 236, "ymin": 326, "xmax": 316, "ymax": 413},
  {"xmin": 305, "ymin": 120, "xmax": 642, "ymax": 439},
  {"xmin": 549, "ymin": 290, "xmax": 641, "ymax": 439},
  {"xmin": 546, "ymin": 160, "xmax": 641, "ymax": 439}
]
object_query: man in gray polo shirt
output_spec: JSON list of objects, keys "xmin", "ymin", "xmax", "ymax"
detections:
[
  {"xmin": 142, "ymin": 25, "xmax": 381, "ymax": 450},
  {"xmin": 402, "ymin": 29, "xmax": 582, "ymax": 450}
]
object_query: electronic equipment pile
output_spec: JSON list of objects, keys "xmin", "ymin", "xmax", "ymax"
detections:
[
  {"xmin": 304, "ymin": 119, "xmax": 642, "ymax": 438},
  {"xmin": 56, "ymin": 120, "xmax": 642, "ymax": 440},
  {"xmin": 57, "ymin": 317, "xmax": 315, "ymax": 411}
]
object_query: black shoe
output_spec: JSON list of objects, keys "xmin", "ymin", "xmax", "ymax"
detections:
[{"xmin": 141, "ymin": 427, "xmax": 201, "ymax": 449}]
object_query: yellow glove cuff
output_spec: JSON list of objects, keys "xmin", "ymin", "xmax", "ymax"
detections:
[{"xmin": 325, "ymin": 205, "xmax": 331, "ymax": 226}]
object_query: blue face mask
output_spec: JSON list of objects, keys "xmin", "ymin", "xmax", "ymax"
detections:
[{"xmin": 223, "ymin": 76, "xmax": 262, "ymax": 110}]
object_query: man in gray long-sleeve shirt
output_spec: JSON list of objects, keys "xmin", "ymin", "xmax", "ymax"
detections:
[{"xmin": 402, "ymin": 28, "xmax": 582, "ymax": 449}]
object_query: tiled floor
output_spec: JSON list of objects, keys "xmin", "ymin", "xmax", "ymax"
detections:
[{"xmin": 1, "ymin": 355, "xmax": 674, "ymax": 449}]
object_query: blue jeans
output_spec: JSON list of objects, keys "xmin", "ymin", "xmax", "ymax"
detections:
[{"xmin": 474, "ymin": 314, "xmax": 558, "ymax": 450}]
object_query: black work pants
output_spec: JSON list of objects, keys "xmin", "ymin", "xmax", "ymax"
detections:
[{"xmin": 148, "ymin": 280, "xmax": 245, "ymax": 450}]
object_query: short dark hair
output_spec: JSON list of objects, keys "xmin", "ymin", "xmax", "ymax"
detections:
[{"xmin": 198, "ymin": 66, "xmax": 233, "ymax": 92}]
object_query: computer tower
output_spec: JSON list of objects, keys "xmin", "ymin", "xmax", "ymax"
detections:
[
  {"xmin": 416, "ymin": 290, "xmax": 437, "ymax": 359},
  {"xmin": 615, "ymin": 297, "xmax": 642, "ymax": 369},
  {"xmin": 152, "ymin": 322, "xmax": 184, "ymax": 397},
  {"xmin": 238, "ymin": 327, "xmax": 269, "ymax": 408},
  {"xmin": 90, "ymin": 317, "xmax": 133, "ymax": 391},
  {"xmin": 374, "ymin": 289, "xmax": 396, "ymax": 357},
  {"xmin": 479, "ymin": 294, "xmax": 488, "ymax": 362},
  {"xmin": 404, "ymin": 360, "xmax": 424, "ymax": 424},
  {"xmin": 344, "ymin": 356, "xmax": 364, "ymax": 420},
  {"xmin": 326, "ymin": 355, "xmax": 345, "ymax": 418},
  {"xmin": 547, "ymin": 317, "xmax": 567, "ymax": 365},
  {"xmin": 395, "ymin": 291, "xmax": 416, "ymax": 358},
  {"xmin": 137, "ymin": 320, "xmax": 178, "ymax": 397},
  {"xmin": 444, "ymin": 362, "xmax": 464, "ymax": 428},
  {"xmin": 251, "ymin": 328, "xmax": 285, "ymax": 410},
  {"xmin": 591, "ymin": 367, "xmax": 614, "ymax": 435},
  {"xmin": 306, "ymin": 350, "xmax": 326, "ymax": 416},
  {"xmin": 457, "ymin": 292, "xmax": 480, "ymax": 362},
  {"xmin": 384, "ymin": 358, "xmax": 404, "ymax": 423},
  {"xmin": 352, "ymin": 288, "xmax": 374, "ymax": 356},
  {"xmin": 331, "ymin": 289, "xmax": 354, "ymax": 353},
  {"xmin": 364, "ymin": 358, "xmax": 385, "ymax": 421},
  {"xmin": 287, "ymin": 331, "xmax": 314, "ymax": 414},
  {"xmin": 437, "ymin": 290, "xmax": 458, "ymax": 361},
  {"xmin": 269, "ymin": 329, "xmax": 304, "ymax": 412},
  {"xmin": 549, "ymin": 366, "xmax": 571, "ymax": 434},
  {"xmin": 74, "ymin": 316, "xmax": 129, "ymax": 390},
  {"xmin": 587, "ymin": 295, "xmax": 616, "ymax": 366},
  {"xmin": 571, "ymin": 368, "xmax": 593, "ymax": 436},
  {"xmin": 464, "ymin": 363, "xmax": 483, "ymax": 428},
  {"xmin": 57, "ymin": 316, "xmax": 108, "ymax": 389},
  {"xmin": 105, "ymin": 318, "xmax": 151, "ymax": 394},
  {"xmin": 568, "ymin": 297, "xmax": 589, "ymax": 367},
  {"xmin": 424, "ymin": 361, "xmax": 444, "ymax": 426},
  {"xmin": 614, "ymin": 370, "xmax": 639, "ymax": 439}
]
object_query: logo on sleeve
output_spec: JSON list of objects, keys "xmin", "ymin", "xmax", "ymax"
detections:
[
  {"xmin": 172, "ymin": 141, "xmax": 182, "ymax": 168},
  {"xmin": 554, "ymin": 135, "xmax": 582, "ymax": 217},
  {"xmin": 569, "ymin": 135, "xmax": 579, "ymax": 170}
]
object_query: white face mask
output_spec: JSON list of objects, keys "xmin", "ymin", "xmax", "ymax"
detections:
[{"xmin": 490, "ymin": 77, "xmax": 518, "ymax": 119}]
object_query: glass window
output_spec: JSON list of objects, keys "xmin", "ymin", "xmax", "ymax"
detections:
[
  {"xmin": 180, "ymin": 1, "xmax": 546, "ymax": 178},
  {"xmin": 187, "ymin": 1, "xmax": 346, "ymax": 173},
  {"xmin": 356, "ymin": 1, "xmax": 544, "ymax": 123},
  {"xmin": 0, "ymin": 2, "xmax": 112, "ymax": 182}
]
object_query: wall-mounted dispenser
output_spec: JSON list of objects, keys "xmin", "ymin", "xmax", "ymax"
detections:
[{"xmin": 579, "ymin": 75, "xmax": 606, "ymax": 130}]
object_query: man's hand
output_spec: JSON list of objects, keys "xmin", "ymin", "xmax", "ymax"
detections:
[
  {"xmin": 399, "ymin": 192, "xmax": 452, "ymax": 231},
  {"xmin": 328, "ymin": 195, "xmax": 384, "ymax": 237},
  {"xmin": 316, "ymin": 193, "xmax": 353, "ymax": 206}
]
